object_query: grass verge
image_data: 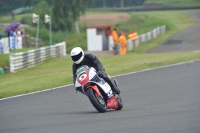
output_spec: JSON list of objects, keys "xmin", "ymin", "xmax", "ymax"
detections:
[
  {"xmin": 0, "ymin": 52, "xmax": 200, "ymax": 98},
  {"xmin": 0, "ymin": 10, "xmax": 200, "ymax": 98}
]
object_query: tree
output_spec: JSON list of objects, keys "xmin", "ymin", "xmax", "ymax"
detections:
[
  {"xmin": 51, "ymin": 0, "xmax": 93, "ymax": 31},
  {"xmin": 21, "ymin": 0, "xmax": 41, "ymax": 6},
  {"xmin": 33, "ymin": 0, "xmax": 50, "ymax": 27},
  {"xmin": 91, "ymin": 0, "xmax": 146, "ymax": 8},
  {"xmin": 20, "ymin": 0, "xmax": 54, "ymax": 7},
  {"xmin": 120, "ymin": 0, "xmax": 124, "ymax": 7},
  {"xmin": 0, "ymin": 0, "xmax": 22, "ymax": 14}
]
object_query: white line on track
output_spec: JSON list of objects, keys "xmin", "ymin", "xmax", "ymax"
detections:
[{"xmin": 0, "ymin": 59, "xmax": 199, "ymax": 101}]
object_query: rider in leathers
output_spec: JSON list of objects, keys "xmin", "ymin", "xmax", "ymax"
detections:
[{"xmin": 71, "ymin": 47, "xmax": 120, "ymax": 95}]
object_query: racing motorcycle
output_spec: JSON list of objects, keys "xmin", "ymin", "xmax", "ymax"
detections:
[{"xmin": 75, "ymin": 65, "xmax": 123, "ymax": 113}]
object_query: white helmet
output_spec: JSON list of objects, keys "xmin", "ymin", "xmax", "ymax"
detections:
[{"xmin": 70, "ymin": 47, "xmax": 84, "ymax": 64}]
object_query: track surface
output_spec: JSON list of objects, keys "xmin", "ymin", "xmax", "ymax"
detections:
[
  {"xmin": 148, "ymin": 11, "xmax": 200, "ymax": 53},
  {"xmin": 0, "ymin": 60, "xmax": 200, "ymax": 133}
]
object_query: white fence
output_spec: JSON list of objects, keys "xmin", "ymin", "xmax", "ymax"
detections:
[
  {"xmin": 10, "ymin": 42, "xmax": 66, "ymax": 73},
  {"xmin": 123, "ymin": 25, "xmax": 166, "ymax": 52},
  {"xmin": 0, "ymin": 37, "xmax": 9, "ymax": 54},
  {"xmin": 127, "ymin": 25, "xmax": 166, "ymax": 51},
  {"xmin": 0, "ymin": 36, "xmax": 24, "ymax": 54}
]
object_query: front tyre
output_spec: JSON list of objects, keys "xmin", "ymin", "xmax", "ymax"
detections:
[{"xmin": 87, "ymin": 88, "xmax": 106, "ymax": 113}]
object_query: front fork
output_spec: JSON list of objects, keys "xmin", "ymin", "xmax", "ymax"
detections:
[
  {"xmin": 85, "ymin": 85, "xmax": 101, "ymax": 97},
  {"xmin": 85, "ymin": 85, "xmax": 118, "ymax": 109}
]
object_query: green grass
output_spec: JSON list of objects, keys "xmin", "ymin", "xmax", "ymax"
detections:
[
  {"xmin": 115, "ymin": 14, "xmax": 167, "ymax": 35},
  {"xmin": 0, "ymin": 54, "xmax": 9, "ymax": 68},
  {"xmin": 130, "ymin": 10, "xmax": 196, "ymax": 53},
  {"xmin": 0, "ymin": 48, "xmax": 34, "ymax": 68},
  {"xmin": 0, "ymin": 9, "xmax": 200, "ymax": 98},
  {"xmin": 0, "ymin": 52, "xmax": 200, "ymax": 98},
  {"xmin": 0, "ymin": 14, "xmax": 28, "ymax": 23}
]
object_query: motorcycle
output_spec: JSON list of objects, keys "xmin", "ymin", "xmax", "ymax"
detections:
[{"xmin": 75, "ymin": 65, "xmax": 123, "ymax": 113}]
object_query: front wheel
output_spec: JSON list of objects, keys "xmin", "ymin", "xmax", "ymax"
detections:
[{"xmin": 87, "ymin": 88, "xmax": 107, "ymax": 113}]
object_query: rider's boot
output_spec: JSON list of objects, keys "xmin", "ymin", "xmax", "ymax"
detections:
[
  {"xmin": 104, "ymin": 77, "xmax": 120, "ymax": 95},
  {"xmin": 98, "ymin": 71, "xmax": 121, "ymax": 95}
]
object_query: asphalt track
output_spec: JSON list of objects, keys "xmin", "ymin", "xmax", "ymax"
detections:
[
  {"xmin": 148, "ymin": 11, "xmax": 200, "ymax": 53},
  {"xmin": 0, "ymin": 60, "xmax": 200, "ymax": 133}
]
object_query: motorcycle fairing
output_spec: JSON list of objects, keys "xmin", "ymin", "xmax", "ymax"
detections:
[
  {"xmin": 106, "ymin": 96, "xmax": 118, "ymax": 109},
  {"xmin": 76, "ymin": 66, "xmax": 90, "ymax": 85},
  {"xmin": 75, "ymin": 65, "xmax": 114, "ymax": 98},
  {"xmin": 86, "ymin": 85, "xmax": 101, "ymax": 96}
]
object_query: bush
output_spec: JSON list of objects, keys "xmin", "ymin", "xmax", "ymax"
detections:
[{"xmin": 20, "ymin": 16, "xmax": 33, "ymax": 26}]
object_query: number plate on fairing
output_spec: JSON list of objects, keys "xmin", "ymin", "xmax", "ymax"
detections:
[{"xmin": 76, "ymin": 66, "xmax": 86, "ymax": 77}]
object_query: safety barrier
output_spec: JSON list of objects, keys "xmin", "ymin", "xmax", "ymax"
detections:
[
  {"xmin": 126, "ymin": 25, "xmax": 166, "ymax": 51},
  {"xmin": 0, "ymin": 36, "xmax": 43, "ymax": 54},
  {"xmin": 9, "ymin": 42, "xmax": 66, "ymax": 73}
]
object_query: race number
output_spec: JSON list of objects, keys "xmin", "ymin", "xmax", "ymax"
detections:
[{"xmin": 79, "ymin": 74, "xmax": 87, "ymax": 82}]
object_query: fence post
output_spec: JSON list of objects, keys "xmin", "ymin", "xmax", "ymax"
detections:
[{"xmin": 9, "ymin": 54, "xmax": 15, "ymax": 73}]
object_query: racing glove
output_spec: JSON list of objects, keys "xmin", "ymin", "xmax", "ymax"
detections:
[{"xmin": 97, "ymin": 70, "xmax": 107, "ymax": 78}]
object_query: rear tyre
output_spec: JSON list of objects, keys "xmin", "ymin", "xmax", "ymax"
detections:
[
  {"xmin": 116, "ymin": 95, "xmax": 123, "ymax": 110},
  {"xmin": 87, "ymin": 88, "xmax": 107, "ymax": 113}
]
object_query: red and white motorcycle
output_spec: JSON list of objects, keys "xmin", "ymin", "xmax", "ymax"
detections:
[{"xmin": 75, "ymin": 65, "xmax": 123, "ymax": 113}]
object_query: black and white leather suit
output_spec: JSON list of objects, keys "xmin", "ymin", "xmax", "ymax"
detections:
[{"xmin": 72, "ymin": 54, "xmax": 120, "ymax": 94}]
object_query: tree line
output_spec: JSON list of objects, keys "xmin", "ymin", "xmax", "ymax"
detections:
[
  {"xmin": 0, "ymin": 0, "xmax": 145, "ymax": 14},
  {"xmin": 92, "ymin": 0, "xmax": 145, "ymax": 8},
  {"xmin": 0, "ymin": 0, "xmax": 146, "ymax": 32}
]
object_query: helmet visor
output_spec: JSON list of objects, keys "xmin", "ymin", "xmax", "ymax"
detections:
[{"xmin": 71, "ymin": 52, "xmax": 82, "ymax": 62}]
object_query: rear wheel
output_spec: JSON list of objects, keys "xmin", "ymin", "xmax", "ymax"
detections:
[
  {"xmin": 87, "ymin": 88, "xmax": 107, "ymax": 113},
  {"xmin": 116, "ymin": 95, "xmax": 123, "ymax": 110}
]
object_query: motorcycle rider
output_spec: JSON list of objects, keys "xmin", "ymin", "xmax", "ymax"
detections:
[{"xmin": 70, "ymin": 47, "xmax": 120, "ymax": 95}]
